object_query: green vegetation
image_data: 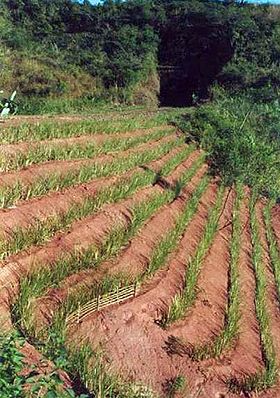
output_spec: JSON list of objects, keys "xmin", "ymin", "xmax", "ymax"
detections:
[
  {"xmin": 0, "ymin": 331, "xmax": 86, "ymax": 398},
  {"xmin": 1, "ymin": 112, "xmax": 179, "ymax": 144},
  {"xmin": 145, "ymin": 172, "xmax": 208, "ymax": 278},
  {"xmin": 0, "ymin": 136, "xmax": 181, "ymax": 208},
  {"xmin": 1, "ymin": 1, "xmax": 279, "ymax": 111},
  {"xmin": 0, "ymin": 144, "xmax": 193, "ymax": 260},
  {"xmin": 229, "ymin": 193, "xmax": 277, "ymax": 393},
  {"xmin": 187, "ymin": 183, "xmax": 243, "ymax": 360},
  {"xmin": 0, "ymin": 127, "xmax": 173, "ymax": 172},
  {"xmin": 13, "ymin": 152, "xmax": 203, "ymax": 339},
  {"xmin": 165, "ymin": 184, "xmax": 225, "ymax": 325},
  {"xmin": 263, "ymin": 200, "xmax": 280, "ymax": 304},
  {"xmin": 175, "ymin": 87, "xmax": 280, "ymax": 199}
]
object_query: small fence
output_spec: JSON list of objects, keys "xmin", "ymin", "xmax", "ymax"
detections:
[{"xmin": 66, "ymin": 281, "xmax": 140, "ymax": 325}]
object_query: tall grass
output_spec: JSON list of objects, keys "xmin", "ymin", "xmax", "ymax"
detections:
[
  {"xmin": 229, "ymin": 193, "xmax": 277, "ymax": 393},
  {"xmin": 165, "ymin": 184, "xmax": 225, "ymax": 325},
  {"xmin": 188, "ymin": 183, "xmax": 243, "ymax": 360},
  {"xmin": 0, "ymin": 128, "xmax": 173, "ymax": 172},
  {"xmin": 0, "ymin": 145, "xmax": 194, "ymax": 260},
  {"xmin": 1, "ymin": 110, "xmax": 181, "ymax": 144},
  {"xmin": 145, "ymin": 174, "xmax": 209, "ymax": 278},
  {"xmin": 14, "ymin": 154, "xmax": 204, "ymax": 339},
  {"xmin": 0, "ymin": 137, "xmax": 182, "ymax": 208},
  {"xmin": 263, "ymin": 200, "xmax": 280, "ymax": 304},
  {"xmin": 45, "ymin": 156, "xmax": 207, "ymax": 341}
]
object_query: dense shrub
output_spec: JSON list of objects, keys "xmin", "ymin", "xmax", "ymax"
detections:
[{"xmin": 175, "ymin": 88, "xmax": 280, "ymax": 199}]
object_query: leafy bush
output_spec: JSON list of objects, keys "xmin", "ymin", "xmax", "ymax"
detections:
[{"xmin": 175, "ymin": 88, "xmax": 280, "ymax": 199}]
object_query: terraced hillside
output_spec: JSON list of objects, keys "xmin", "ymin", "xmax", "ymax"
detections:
[{"xmin": 0, "ymin": 112, "xmax": 280, "ymax": 398}]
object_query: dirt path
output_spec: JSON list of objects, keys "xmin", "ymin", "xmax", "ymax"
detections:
[{"xmin": 271, "ymin": 204, "xmax": 280, "ymax": 249}]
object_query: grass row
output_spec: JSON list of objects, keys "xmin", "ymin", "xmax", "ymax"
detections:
[
  {"xmin": 13, "ymin": 153, "xmax": 204, "ymax": 339},
  {"xmin": 229, "ymin": 193, "xmax": 278, "ymax": 393},
  {"xmin": 187, "ymin": 183, "xmax": 243, "ymax": 360},
  {"xmin": 49, "ymin": 157, "xmax": 207, "ymax": 337},
  {"xmin": 44, "ymin": 161, "xmax": 208, "ymax": 397},
  {"xmin": 1, "ymin": 110, "xmax": 180, "ymax": 144},
  {"xmin": 13, "ymin": 157, "xmax": 206, "ymax": 396},
  {"xmin": 0, "ymin": 145, "xmax": 194, "ymax": 260},
  {"xmin": 164, "ymin": 183, "xmax": 225, "ymax": 326},
  {"xmin": 263, "ymin": 200, "xmax": 280, "ymax": 305},
  {"xmin": 0, "ymin": 136, "xmax": 183, "ymax": 208},
  {"xmin": 0, "ymin": 127, "xmax": 173, "ymax": 172}
]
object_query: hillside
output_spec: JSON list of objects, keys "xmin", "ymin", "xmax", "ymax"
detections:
[
  {"xmin": 0, "ymin": 113, "xmax": 279, "ymax": 397},
  {"xmin": 0, "ymin": 0, "xmax": 280, "ymax": 112}
]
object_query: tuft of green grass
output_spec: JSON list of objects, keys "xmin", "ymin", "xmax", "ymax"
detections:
[
  {"xmin": 228, "ymin": 193, "xmax": 278, "ymax": 393},
  {"xmin": 0, "ymin": 144, "xmax": 194, "ymax": 260},
  {"xmin": 0, "ymin": 127, "xmax": 173, "ymax": 172},
  {"xmin": 145, "ymin": 173, "xmax": 209, "ymax": 278},
  {"xmin": 187, "ymin": 183, "xmax": 243, "ymax": 360},
  {"xmin": 164, "ymin": 183, "xmax": 225, "ymax": 326},
  {"xmin": 0, "ymin": 137, "xmax": 182, "ymax": 208},
  {"xmin": 263, "ymin": 200, "xmax": 280, "ymax": 305}
]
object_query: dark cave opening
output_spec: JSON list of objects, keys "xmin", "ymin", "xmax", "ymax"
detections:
[{"xmin": 158, "ymin": 18, "xmax": 234, "ymax": 107}]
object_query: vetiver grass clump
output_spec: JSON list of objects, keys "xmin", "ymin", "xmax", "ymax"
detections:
[
  {"xmin": 145, "ymin": 173, "xmax": 209, "ymax": 278},
  {"xmin": 14, "ymin": 153, "xmax": 204, "ymax": 339},
  {"xmin": 187, "ymin": 183, "xmax": 243, "ymax": 360},
  {"xmin": 0, "ymin": 145, "xmax": 194, "ymax": 260},
  {"xmin": 229, "ymin": 193, "xmax": 278, "ymax": 393},
  {"xmin": 12, "ymin": 153, "xmax": 205, "ymax": 397},
  {"xmin": 164, "ymin": 183, "xmax": 225, "ymax": 326},
  {"xmin": 1, "ymin": 110, "xmax": 179, "ymax": 144},
  {"xmin": 35, "ymin": 156, "xmax": 205, "ymax": 343},
  {"xmin": 263, "ymin": 200, "xmax": 280, "ymax": 305},
  {"xmin": 0, "ymin": 127, "xmax": 173, "ymax": 172},
  {"xmin": 0, "ymin": 137, "xmax": 182, "ymax": 208}
]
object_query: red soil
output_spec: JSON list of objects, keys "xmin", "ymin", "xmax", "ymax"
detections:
[
  {"xmin": 271, "ymin": 203, "xmax": 280, "ymax": 249},
  {"xmin": 0, "ymin": 126, "xmax": 171, "ymax": 158},
  {"xmin": 0, "ymin": 133, "xmax": 173, "ymax": 189},
  {"xmin": 0, "ymin": 186, "xmax": 159, "ymax": 330},
  {"xmin": 168, "ymin": 188, "xmax": 234, "ymax": 345},
  {"xmin": 0, "ymin": 145, "xmax": 188, "ymax": 238},
  {"xmin": 1, "ymin": 118, "xmax": 280, "ymax": 397},
  {"xmin": 69, "ymin": 181, "xmax": 219, "ymax": 395},
  {"xmin": 31, "ymin": 154, "xmax": 206, "ymax": 330}
]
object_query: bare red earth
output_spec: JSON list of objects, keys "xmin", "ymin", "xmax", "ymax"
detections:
[{"xmin": 0, "ymin": 145, "xmax": 187, "ymax": 238}]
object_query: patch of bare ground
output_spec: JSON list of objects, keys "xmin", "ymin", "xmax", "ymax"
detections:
[
  {"xmin": 167, "ymin": 188, "xmax": 234, "ymax": 345},
  {"xmin": 0, "ymin": 186, "xmax": 161, "ymax": 331},
  {"xmin": 68, "ymin": 180, "xmax": 219, "ymax": 396},
  {"xmin": 0, "ymin": 133, "xmax": 173, "ymax": 189},
  {"xmin": 0, "ymin": 145, "xmax": 189, "ymax": 238},
  {"xmin": 31, "ymin": 156, "xmax": 206, "ymax": 330},
  {"xmin": 0, "ymin": 126, "xmax": 171, "ymax": 158},
  {"xmin": 271, "ymin": 204, "xmax": 280, "ymax": 249}
]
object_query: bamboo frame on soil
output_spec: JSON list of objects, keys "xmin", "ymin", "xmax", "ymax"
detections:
[{"xmin": 66, "ymin": 282, "xmax": 140, "ymax": 325}]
